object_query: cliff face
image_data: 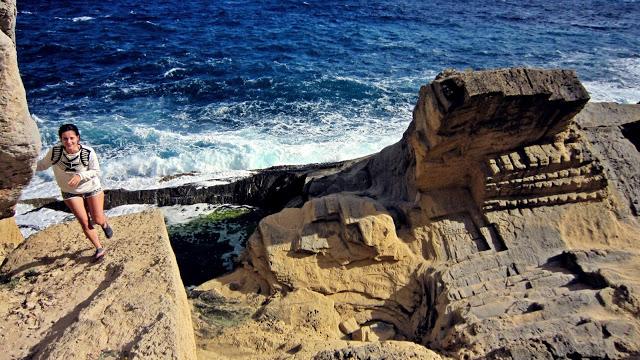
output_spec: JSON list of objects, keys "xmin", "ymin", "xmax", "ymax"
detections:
[
  {"xmin": 0, "ymin": 210, "xmax": 197, "ymax": 359},
  {"xmin": 195, "ymin": 69, "xmax": 640, "ymax": 359},
  {"xmin": 0, "ymin": 0, "xmax": 41, "ymax": 220},
  {"xmin": 0, "ymin": 0, "xmax": 40, "ymax": 263}
]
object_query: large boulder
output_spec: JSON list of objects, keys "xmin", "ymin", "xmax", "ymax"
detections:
[
  {"xmin": 0, "ymin": 0, "xmax": 41, "ymax": 219},
  {"xmin": 0, "ymin": 210, "xmax": 197, "ymax": 359},
  {"xmin": 243, "ymin": 194, "xmax": 423, "ymax": 335},
  {"xmin": 409, "ymin": 68, "xmax": 590, "ymax": 191}
]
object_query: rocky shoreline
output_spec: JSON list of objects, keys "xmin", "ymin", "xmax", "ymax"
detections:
[{"xmin": 1, "ymin": 1, "xmax": 640, "ymax": 356}]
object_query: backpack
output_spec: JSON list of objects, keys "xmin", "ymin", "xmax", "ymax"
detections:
[{"xmin": 51, "ymin": 145, "xmax": 91, "ymax": 167}]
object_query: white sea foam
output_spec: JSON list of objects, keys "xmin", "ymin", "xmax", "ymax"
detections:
[
  {"xmin": 105, "ymin": 204, "xmax": 155, "ymax": 217},
  {"xmin": 14, "ymin": 204, "xmax": 74, "ymax": 238},
  {"xmin": 163, "ymin": 67, "xmax": 186, "ymax": 78},
  {"xmin": 22, "ymin": 120, "xmax": 403, "ymax": 199},
  {"xmin": 32, "ymin": 114, "xmax": 46, "ymax": 124},
  {"xmin": 23, "ymin": 84, "xmax": 412, "ymax": 199},
  {"xmin": 72, "ymin": 16, "xmax": 94, "ymax": 22},
  {"xmin": 584, "ymin": 80, "xmax": 640, "ymax": 104}
]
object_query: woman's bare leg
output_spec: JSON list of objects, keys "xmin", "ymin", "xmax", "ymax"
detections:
[
  {"xmin": 85, "ymin": 191, "xmax": 107, "ymax": 227},
  {"xmin": 64, "ymin": 196, "xmax": 102, "ymax": 249}
]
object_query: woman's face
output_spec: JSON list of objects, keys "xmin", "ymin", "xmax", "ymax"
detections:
[{"xmin": 60, "ymin": 130, "xmax": 80, "ymax": 153}]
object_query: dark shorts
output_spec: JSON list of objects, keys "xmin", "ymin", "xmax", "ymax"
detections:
[{"xmin": 61, "ymin": 188, "xmax": 103, "ymax": 200}]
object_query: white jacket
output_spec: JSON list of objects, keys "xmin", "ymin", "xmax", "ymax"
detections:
[{"xmin": 36, "ymin": 144, "xmax": 102, "ymax": 194}]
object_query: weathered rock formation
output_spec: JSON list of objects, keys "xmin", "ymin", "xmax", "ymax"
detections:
[
  {"xmin": 194, "ymin": 69, "xmax": 640, "ymax": 359},
  {"xmin": 0, "ymin": 210, "xmax": 197, "ymax": 359},
  {"xmin": 0, "ymin": 0, "xmax": 40, "ymax": 266},
  {"xmin": 0, "ymin": 0, "xmax": 41, "ymax": 219}
]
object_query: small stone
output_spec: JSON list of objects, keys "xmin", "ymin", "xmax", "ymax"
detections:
[
  {"xmin": 352, "ymin": 326, "xmax": 372, "ymax": 342},
  {"xmin": 339, "ymin": 317, "xmax": 359, "ymax": 335}
]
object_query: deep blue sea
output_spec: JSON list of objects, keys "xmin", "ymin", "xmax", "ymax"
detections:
[{"xmin": 17, "ymin": 0, "xmax": 640, "ymax": 198}]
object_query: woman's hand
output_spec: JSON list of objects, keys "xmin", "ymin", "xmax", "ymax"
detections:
[{"xmin": 68, "ymin": 174, "xmax": 81, "ymax": 188}]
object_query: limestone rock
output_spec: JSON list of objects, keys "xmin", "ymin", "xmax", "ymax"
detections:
[
  {"xmin": 28, "ymin": 68, "xmax": 632, "ymax": 360},
  {"xmin": 242, "ymin": 194, "xmax": 424, "ymax": 336},
  {"xmin": 574, "ymin": 102, "xmax": 640, "ymax": 216},
  {"xmin": 352, "ymin": 326, "xmax": 377, "ymax": 342},
  {"xmin": 256, "ymin": 289, "xmax": 342, "ymax": 337},
  {"xmin": 0, "ymin": 210, "xmax": 197, "ymax": 359},
  {"xmin": 0, "ymin": 216, "xmax": 22, "ymax": 263},
  {"xmin": 0, "ymin": 0, "xmax": 16, "ymax": 42},
  {"xmin": 339, "ymin": 317, "xmax": 359, "ymax": 335},
  {"xmin": 352, "ymin": 322, "xmax": 396, "ymax": 342},
  {"xmin": 409, "ymin": 68, "xmax": 589, "ymax": 191},
  {"xmin": 214, "ymin": 69, "xmax": 640, "ymax": 360},
  {"xmin": 0, "ymin": 2, "xmax": 41, "ymax": 219},
  {"xmin": 369, "ymin": 321, "xmax": 396, "ymax": 341}
]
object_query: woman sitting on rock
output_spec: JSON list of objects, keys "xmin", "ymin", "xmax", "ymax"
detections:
[{"xmin": 36, "ymin": 123, "xmax": 113, "ymax": 260}]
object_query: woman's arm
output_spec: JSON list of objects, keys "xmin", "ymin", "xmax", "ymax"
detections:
[{"xmin": 35, "ymin": 147, "xmax": 53, "ymax": 171}]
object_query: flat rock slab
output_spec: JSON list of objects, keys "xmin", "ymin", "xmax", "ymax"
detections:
[{"xmin": 0, "ymin": 210, "xmax": 196, "ymax": 359}]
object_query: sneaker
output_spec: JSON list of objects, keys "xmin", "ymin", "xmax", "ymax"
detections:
[
  {"xmin": 102, "ymin": 223, "xmax": 113, "ymax": 239},
  {"xmin": 94, "ymin": 247, "xmax": 106, "ymax": 260}
]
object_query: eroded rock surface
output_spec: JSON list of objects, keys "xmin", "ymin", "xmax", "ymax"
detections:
[
  {"xmin": 0, "ymin": 210, "xmax": 197, "ymax": 359},
  {"xmin": 194, "ymin": 69, "xmax": 640, "ymax": 359},
  {"xmin": 0, "ymin": 0, "xmax": 40, "ymax": 219}
]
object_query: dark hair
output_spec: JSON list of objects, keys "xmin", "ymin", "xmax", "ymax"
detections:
[{"xmin": 58, "ymin": 123, "xmax": 80, "ymax": 138}]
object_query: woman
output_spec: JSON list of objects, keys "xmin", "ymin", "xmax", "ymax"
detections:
[{"xmin": 36, "ymin": 124, "xmax": 113, "ymax": 260}]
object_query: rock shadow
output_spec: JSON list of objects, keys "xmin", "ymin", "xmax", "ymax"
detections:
[{"xmin": 26, "ymin": 263, "xmax": 124, "ymax": 359}]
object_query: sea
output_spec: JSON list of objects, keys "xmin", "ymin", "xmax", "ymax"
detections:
[
  {"xmin": 11, "ymin": 0, "xmax": 640, "ymax": 283},
  {"xmin": 15, "ymin": 0, "xmax": 640, "ymax": 205}
]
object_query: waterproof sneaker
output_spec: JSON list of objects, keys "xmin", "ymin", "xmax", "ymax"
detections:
[
  {"xmin": 94, "ymin": 247, "xmax": 106, "ymax": 261},
  {"xmin": 102, "ymin": 223, "xmax": 113, "ymax": 239}
]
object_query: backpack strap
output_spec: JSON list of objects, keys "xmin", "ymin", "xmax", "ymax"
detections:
[
  {"xmin": 80, "ymin": 146, "xmax": 91, "ymax": 167},
  {"xmin": 51, "ymin": 145, "xmax": 63, "ymax": 165}
]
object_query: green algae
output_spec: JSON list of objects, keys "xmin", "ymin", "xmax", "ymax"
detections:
[{"xmin": 166, "ymin": 205, "xmax": 264, "ymax": 286}]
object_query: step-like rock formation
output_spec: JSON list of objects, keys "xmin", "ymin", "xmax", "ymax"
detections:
[
  {"xmin": 0, "ymin": 210, "xmax": 197, "ymax": 359},
  {"xmin": 194, "ymin": 68, "xmax": 640, "ymax": 359}
]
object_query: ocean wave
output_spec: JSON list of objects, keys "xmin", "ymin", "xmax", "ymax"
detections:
[
  {"xmin": 570, "ymin": 22, "xmax": 624, "ymax": 31},
  {"xmin": 163, "ymin": 67, "xmax": 187, "ymax": 78},
  {"xmin": 72, "ymin": 16, "xmax": 95, "ymax": 22},
  {"xmin": 584, "ymin": 81, "xmax": 640, "ymax": 104},
  {"xmin": 23, "ymin": 121, "xmax": 405, "ymax": 194},
  {"xmin": 583, "ymin": 57, "xmax": 640, "ymax": 103}
]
